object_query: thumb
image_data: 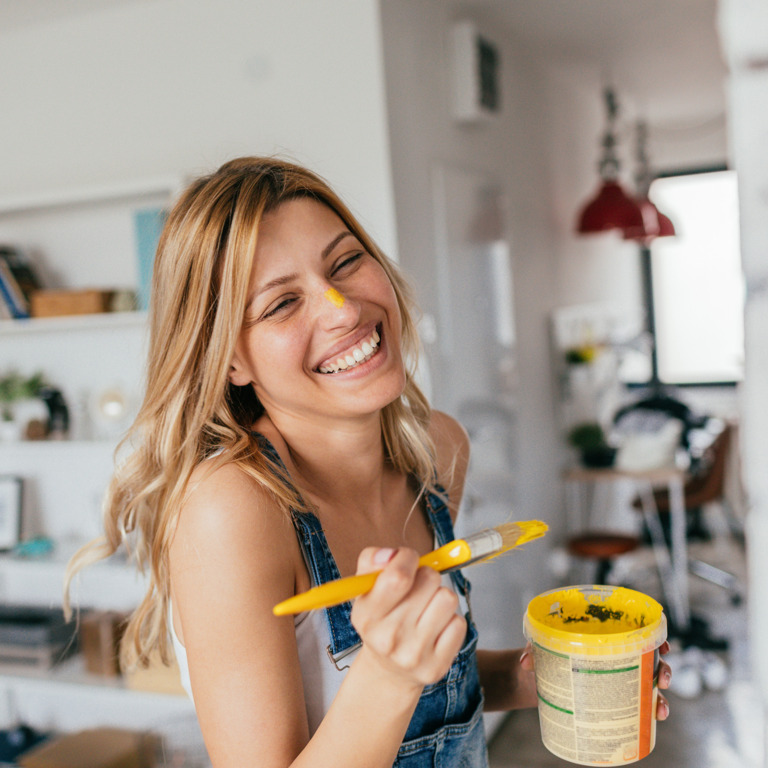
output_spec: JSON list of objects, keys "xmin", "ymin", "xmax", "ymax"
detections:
[{"xmin": 356, "ymin": 546, "xmax": 397, "ymax": 575}]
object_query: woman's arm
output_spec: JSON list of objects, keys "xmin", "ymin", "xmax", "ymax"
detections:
[{"xmin": 170, "ymin": 463, "xmax": 465, "ymax": 768}]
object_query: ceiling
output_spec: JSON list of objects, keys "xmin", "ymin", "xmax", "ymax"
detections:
[
  {"xmin": 1, "ymin": 0, "xmax": 726, "ymax": 125},
  {"xmin": 485, "ymin": 0, "xmax": 727, "ymax": 125}
]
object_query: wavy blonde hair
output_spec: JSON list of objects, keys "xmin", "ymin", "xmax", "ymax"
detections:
[{"xmin": 64, "ymin": 156, "xmax": 436, "ymax": 669}]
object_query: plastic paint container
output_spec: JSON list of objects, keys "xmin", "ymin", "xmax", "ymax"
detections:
[{"xmin": 524, "ymin": 585, "xmax": 667, "ymax": 766}]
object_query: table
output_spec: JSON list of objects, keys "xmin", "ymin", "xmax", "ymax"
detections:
[{"xmin": 563, "ymin": 465, "xmax": 690, "ymax": 634}]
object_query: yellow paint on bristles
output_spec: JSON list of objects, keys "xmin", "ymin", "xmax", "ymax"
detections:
[
  {"xmin": 480, "ymin": 519, "xmax": 548, "ymax": 563},
  {"xmin": 324, "ymin": 287, "xmax": 345, "ymax": 307}
]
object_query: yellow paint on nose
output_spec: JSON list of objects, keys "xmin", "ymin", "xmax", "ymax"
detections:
[{"xmin": 324, "ymin": 288, "xmax": 346, "ymax": 308}]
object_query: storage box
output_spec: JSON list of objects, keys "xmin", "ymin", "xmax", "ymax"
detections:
[
  {"xmin": 18, "ymin": 727, "xmax": 159, "ymax": 768},
  {"xmin": 79, "ymin": 611, "xmax": 127, "ymax": 677},
  {"xmin": 123, "ymin": 646, "xmax": 186, "ymax": 696},
  {"xmin": 30, "ymin": 289, "xmax": 114, "ymax": 318}
]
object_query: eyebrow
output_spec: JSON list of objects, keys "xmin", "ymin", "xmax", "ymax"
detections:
[
  {"xmin": 321, "ymin": 230, "xmax": 355, "ymax": 260},
  {"xmin": 251, "ymin": 230, "xmax": 356, "ymax": 299}
]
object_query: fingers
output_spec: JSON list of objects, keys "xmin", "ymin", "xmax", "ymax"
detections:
[
  {"xmin": 657, "ymin": 641, "xmax": 671, "ymax": 720},
  {"xmin": 657, "ymin": 659, "xmax": 672, "ymax": 690},
  {"xmin": 351, "ymin": 547, "xmax": 466, "ymax": 685},
  {"xmin": 519, "ymin": 642, "xmax": 534, "ymax": 671},
  {"xmin": 656, "ymin": 692, "xmax": 670, "ymax": 720}
]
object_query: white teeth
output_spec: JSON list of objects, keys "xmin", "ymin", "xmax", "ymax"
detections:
[{"xmin": 318, "ymin": 330, "xmax": 381, "ymax": 374}]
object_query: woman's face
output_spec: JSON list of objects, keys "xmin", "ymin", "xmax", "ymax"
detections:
[{"xmin": 229, "ymin": 197, "xmax": 406, "ymax": 428}]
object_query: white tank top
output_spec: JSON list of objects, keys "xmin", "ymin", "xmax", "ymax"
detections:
[{"xmin": 169, "ymin": 604, "xmax": 354, "ymax": 734}]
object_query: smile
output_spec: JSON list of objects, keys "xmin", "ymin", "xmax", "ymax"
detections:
[{"xmin": 317, "ymin": 328, "xmax": 381, "ymax": 374}]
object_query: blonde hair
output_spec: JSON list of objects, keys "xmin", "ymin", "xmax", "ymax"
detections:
[{"xmin": 64, "ymin": 156, "xmax": 436, "ymax": 669}]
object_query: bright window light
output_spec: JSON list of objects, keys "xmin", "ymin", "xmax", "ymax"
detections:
[{"xmin": 649, "ymin": 170, "xmax": 744, "ymax": 384}]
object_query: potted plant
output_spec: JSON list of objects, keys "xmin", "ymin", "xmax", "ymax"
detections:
[
  {"xmin": 0, "ymin": 371, "xmax": 47, "ymax": 441},
  {"xmin": 567, "ymin": 421, "xmax": 617, "ymax": 468}
]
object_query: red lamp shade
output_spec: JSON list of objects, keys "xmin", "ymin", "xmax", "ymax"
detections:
[
  {"xmin": 576, "ymin": 180, "xmax": 646, "ymax": 234},
  {"xmin": 656, "ymin": 210, "xmax": 676, "ymax": 238},
  {"xmin": 622, "ymin": 198, "xmax": 676, "ymax": 242}
]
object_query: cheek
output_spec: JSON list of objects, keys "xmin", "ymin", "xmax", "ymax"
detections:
[{"xmin": 243, "ymin": 324, "xmax": 308, "ymax": 383}]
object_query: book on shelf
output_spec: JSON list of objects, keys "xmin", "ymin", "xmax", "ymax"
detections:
[
  {"xmin": 0, "ymin": 246, "xmax": 43, "ymax": 320},
  {"xmin": 0, "ymin": 258, "xmax": 29, "ymax": 318}
]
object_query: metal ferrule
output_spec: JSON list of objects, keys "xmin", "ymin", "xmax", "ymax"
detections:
[{"xmin": 465, "ymin": 528, "xmax": 504, "ymax": 562}]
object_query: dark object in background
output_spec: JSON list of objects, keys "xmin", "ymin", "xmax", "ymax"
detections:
[
  {"xmin": 38, "ymin": 387, "xmax": 69, "ymax": 439},
  {"xmin": 581, "ymin": 445, "xmax": 618, "ymax": 468},
  {"xmin": 0, "ymin": 724, "xmax": 49, "ymax": 762}
]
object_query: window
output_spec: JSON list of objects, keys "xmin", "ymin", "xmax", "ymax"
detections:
[{"xmin": 648, "ymin": 169, "xmax": 744, "ymax": 385}]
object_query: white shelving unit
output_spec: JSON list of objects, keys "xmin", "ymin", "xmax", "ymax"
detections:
[{"xmin": 0, "ymin": 178, "xmax": 204, "ymax": 750}]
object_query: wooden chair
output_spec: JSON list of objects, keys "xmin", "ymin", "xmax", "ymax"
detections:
[{"xmin": 632, "ymin": 422, "xmax": 742, "ymax": 603}]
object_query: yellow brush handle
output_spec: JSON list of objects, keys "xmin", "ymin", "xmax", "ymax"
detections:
[{"xmin": 273, "ymin": 539, "xmax": 473, "ymax": 616}]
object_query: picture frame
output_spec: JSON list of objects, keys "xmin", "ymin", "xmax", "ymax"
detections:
[{"xmin": 0, "ymin": 476, "xmax": 22, "ymax": 551}]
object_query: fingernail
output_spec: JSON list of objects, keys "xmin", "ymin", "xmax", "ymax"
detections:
[
  {"xmin": 658, "ymin": 699, "xmax": 669, "ymax": 720},
  {"xmin": 520, "ymin": 650, "xmax": 529, "ymax": 664},
  {"xmin": 374, "ymin": 547, "xmax": 396, "ymax": 565}
]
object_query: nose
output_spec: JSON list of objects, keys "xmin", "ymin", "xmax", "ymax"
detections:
[
  {"xmin": 324, "ymin": 288, "xmax": 346, "ymax": 308},
  {"xmin": 316, "ymin": 285, "xmax": 359, "ymax": 329}
]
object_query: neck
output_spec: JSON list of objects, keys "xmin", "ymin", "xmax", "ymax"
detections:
[{"xmin": 256, "ymin": 413, "xmax": 398, "ymax": 515}]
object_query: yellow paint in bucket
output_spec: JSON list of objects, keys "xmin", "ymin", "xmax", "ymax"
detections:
[{"xmin": 524, "ymin": 585, "xmax": 667, "ymax": 766}]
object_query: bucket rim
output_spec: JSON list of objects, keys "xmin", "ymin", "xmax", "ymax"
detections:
[{"xmin": 524, "ymin": 584, "xmax": 667, "ymax": 653}]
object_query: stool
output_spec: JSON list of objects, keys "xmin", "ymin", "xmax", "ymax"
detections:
[{"xmin": 567, "ymin": 532, "xmax": 640, "ymax": 585}]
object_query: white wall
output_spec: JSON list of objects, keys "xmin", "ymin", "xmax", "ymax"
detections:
[
  {"xmin": 379, "ymin": 0, "xmax": 567, "ymax": 644},
  {"xmin": 0, "ymin": 0, "xmax": 397, "ymax": 256},
  {"xmin": 719, "ymin": 0, "xmax": 768, "ymax": 727}
]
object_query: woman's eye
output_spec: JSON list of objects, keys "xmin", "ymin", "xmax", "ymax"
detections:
[
  {"xmin": 263, "ymin": 297, "xmax": 297, "ymax": 318},
  {"xmin": 331, "ymin": 252, "xmax": 363, "ymax": 276}
]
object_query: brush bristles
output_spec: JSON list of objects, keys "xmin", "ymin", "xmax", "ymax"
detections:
[{"xmin": 481, "ymin": 520, "xmax": 548, "ymax": 563}]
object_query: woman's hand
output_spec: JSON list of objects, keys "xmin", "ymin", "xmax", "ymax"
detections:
[
  {"xmin": 477, "ymin": 648, "xmax": 538, "ymax": 711},
  {"xmin": 350, "ymin": 547, "xmax": 467, "ymax": 690},
  {"xmin": 518, "ymin": 639, "xmax": 673, "ymax": 720},
  {"xmin": 655, "ymin": 640, "xmax": 672, "ymax": 720}
]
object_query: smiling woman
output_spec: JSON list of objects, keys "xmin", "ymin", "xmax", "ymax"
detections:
[{"xmin": 62, "ymin": 156, "xmax": 668, "ymax": 768}]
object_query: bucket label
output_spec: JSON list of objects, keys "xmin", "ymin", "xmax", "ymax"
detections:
[{"xmin": 533, "ymin": 644, "xmax": 658, "ymax": 765}]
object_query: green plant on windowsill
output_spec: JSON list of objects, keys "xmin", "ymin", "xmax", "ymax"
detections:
[{"xmin": 566, "ymin": 421, "xmax": 617, "ymax": 468}]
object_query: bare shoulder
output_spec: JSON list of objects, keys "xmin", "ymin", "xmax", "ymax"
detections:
[
  {"xmin": 427, "ymin": 411, "xmax": 470, "ymax": 519},
  {"xmin": 171, "ymin": 459, "xmax": 296, "ymax": 577}
]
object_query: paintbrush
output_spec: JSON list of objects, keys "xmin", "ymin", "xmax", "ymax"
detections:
[{"xmin": 273, "ymin": 519, "xmax": 548, "ymax": 616}]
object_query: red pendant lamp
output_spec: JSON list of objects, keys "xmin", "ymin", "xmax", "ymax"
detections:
[
  {"xmin": 576, "ymin": 89, "xmax": 645, "ymax": 234},
  {"xmin": 622, "ymin": 121, "xmax": 676, "ymax": 243}
]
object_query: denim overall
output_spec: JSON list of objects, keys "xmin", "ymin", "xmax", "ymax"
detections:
[{"xmin": 257, "ymin": 434, "xmax": 489, "ymax": 768}]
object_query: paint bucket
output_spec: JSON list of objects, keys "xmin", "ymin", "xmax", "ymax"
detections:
[{"xmin": 524, "ymin": 584, "xmax": 667, "ymax": 766}]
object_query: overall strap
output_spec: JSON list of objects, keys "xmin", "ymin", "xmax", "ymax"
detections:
[
  {"xmin": 423, "ymin": 486, "xmax": 472, "ymax": 600},
  {"xmin": 253, "ymin": 434, "xmax": 361, "ymax": 661}
]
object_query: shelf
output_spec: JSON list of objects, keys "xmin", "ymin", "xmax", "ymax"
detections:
[
  {"xmin": 0, "ymin": 177, "xmax": 182, "ymax": 217},
  {"xmin": 0, "ymin": 310, "xmax": 147, "ymax": 336},
  {"xmin": 0, "ymin": 547, "xmax": 148, "ymax": 613},
  {"xmin": 0, "ymin": 654, "xmax": 184, "ymax": 697}
]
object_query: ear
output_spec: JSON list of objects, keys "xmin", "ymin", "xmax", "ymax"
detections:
[{"xmin": 227, "ymin": 355, "xmax": 252, "ymax": 387}]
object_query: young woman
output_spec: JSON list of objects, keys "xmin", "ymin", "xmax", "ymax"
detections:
[{"xmin": 65, "ymin": 156, "xmax": 669, "ymax": 767}]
